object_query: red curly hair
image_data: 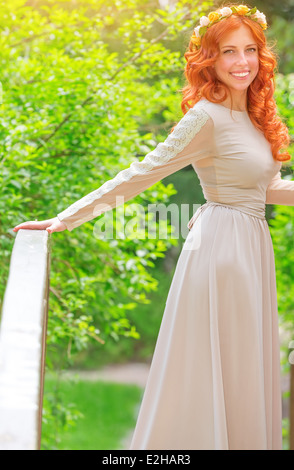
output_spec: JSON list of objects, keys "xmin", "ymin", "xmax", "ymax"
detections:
[{"xmin": 179, "ymin": 3, "xmax": 291, "ymax": 162}]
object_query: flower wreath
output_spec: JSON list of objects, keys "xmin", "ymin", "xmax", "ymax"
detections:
[{"xmin": 191, "ymin": 5, "xmax": 267, "ymax": 49}]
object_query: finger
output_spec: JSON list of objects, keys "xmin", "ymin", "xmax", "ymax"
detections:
[{"xmin": 13, "ymin": 220, "xmax": 48, "ymax": 232}]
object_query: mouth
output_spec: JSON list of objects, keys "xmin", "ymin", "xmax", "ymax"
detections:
[{"xmin": 230, "ymin": 71, "xmax": 250, "ymax": 79}]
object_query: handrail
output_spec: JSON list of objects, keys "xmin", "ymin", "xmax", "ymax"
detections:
[{"xmin": 0, "ymin": 230, "xmax": 50, "ymax": 450}]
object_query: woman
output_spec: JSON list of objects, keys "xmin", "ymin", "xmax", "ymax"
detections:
[{"xmin": 13, "ymin": 4, "xmax": 293, "ymax": 450}]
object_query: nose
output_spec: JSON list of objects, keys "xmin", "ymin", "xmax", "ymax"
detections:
[{"xmin": 235, "ymin": 52, "xmax": 248, "ymax": 65}]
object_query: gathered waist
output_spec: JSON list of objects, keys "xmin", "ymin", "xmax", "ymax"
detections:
[{"xmin": 187, "ymin": 200, "xmax": 266, "ymax": 230}]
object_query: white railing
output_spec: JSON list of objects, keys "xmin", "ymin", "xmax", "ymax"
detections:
[{"xmin": 0, "ymin": 230, "xmax": 50, "ymax": 450}]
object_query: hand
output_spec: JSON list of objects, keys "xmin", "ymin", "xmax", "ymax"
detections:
[{"xmin": 12, "ymin": 217, "xmax": 67, "ymax": 234}]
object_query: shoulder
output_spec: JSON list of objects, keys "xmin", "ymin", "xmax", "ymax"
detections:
[
  {"xmin": 169, "ymin": 100, "xmax": 214, "ymax": 145},
  {"xmin": 189, "ymin": 99, "xmax": 221, "ymax": 128},
  {"xmin": 178, "ymin": 99, "xmax": 214, "ymax": 130},
  {"xmin": 192, "ymin": 98, "xmax": 218, "ymax": 120}
]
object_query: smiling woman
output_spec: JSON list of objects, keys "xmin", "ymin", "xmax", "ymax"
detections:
[{"xmin": 12, "ymin": 3, "xmax": 294, "ymax": 451}]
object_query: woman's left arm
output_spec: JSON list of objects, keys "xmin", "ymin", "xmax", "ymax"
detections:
[{"xmin": 266, "ymin": 168, "xmax": 294, "ymax": 205}]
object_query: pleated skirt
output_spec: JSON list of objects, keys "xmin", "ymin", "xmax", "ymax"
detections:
[{"xmin": 129, "ymin": 204, "xmax": 282, "ymax": 450}]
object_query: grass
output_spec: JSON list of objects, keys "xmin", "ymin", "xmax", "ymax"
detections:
[
  {"xmin": 41, "ymin": 376, "xmax": 143, "ymax": 450},
  {"xmin": 41, "ymin": 375, "xmax": 290, "ymax": 450}
]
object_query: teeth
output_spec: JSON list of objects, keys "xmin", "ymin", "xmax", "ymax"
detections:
[{"xmin": 231, "ymin": 72, "xmax": 249, "ymax": 77}]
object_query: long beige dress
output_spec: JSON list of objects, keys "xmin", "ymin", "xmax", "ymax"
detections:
[{"xmin": 57, "ymin": 98, "xmax": 294, "ymax": 450}]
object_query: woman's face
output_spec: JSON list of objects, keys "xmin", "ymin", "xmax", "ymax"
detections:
[{"xmin": 214, "ymin": 24, "xmax": 259, "ymax": 96}]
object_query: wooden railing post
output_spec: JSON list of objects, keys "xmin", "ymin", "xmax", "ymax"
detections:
[{"xmin": 0, "ymin": 230, "xmax": 50, "ymax": 450}]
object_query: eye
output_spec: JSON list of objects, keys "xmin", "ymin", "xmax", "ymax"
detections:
[{"xmin": 224, "ymin": 47, "xmax": 257, "ymax": 54}]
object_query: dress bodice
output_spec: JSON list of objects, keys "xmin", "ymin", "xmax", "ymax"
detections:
[{"xmin": 192, "ymin": 99, "xmax": 282, "ymax": 220}]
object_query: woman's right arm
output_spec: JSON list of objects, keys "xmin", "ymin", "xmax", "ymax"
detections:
[
  {"xmin": 12, "ymin": 101, "xmax": 213, "ymax": 233},
  {"xmin": 56, "ymin": 103, "xmax": 213, "ymax": 232}
]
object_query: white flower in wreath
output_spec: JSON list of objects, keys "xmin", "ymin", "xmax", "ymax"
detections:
[
  {"xmin": 199, "ymin": 16, "xmax": 210, "ymax": 27},
  {"xmin": 252, "ymin": 10, "xmax": 266, "ymax": 24},
  {"xmin": 220, "ymin": 7, "xmax": 232, "ymax": 17},
  {"xmin": 194, "ymin": 25, "xmax": 201, "ymax": 37}
]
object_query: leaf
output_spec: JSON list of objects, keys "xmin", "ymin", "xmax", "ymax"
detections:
[
  {"xmin": 9, "ymin": 179, "xmax": 22, "ymax": 189},
  {"xmin": 249, "ymin": 7, "xmax": 257, "ymax": 15},
  {"xmin": 199, "ymin": 26, "xmax": 207, "ymax": 36}
]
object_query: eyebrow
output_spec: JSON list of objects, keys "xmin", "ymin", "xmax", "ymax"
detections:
[{"xmin": 221, "ymin": 43, "xmax": 257, "ymax": 49}]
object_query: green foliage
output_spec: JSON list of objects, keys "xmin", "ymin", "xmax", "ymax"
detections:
[
  {"xmin": 282, "ymin": 417, "xmax": 290, "ymax": 450},
  {"xmin": 268, "ymin": 73, "xmax": 294, "ymax": 373},
  {"xmin": 42, "ymin": 376, "xmax": 83, "ymax": 450},
  {"xmin": 0, "ymin": 0, "xmax": 213, "ymax": 362},
  {"xmin": 42, "ymin": 375, "xmax": 142, "ymax": 450},
  {"xmin": 267, "ymin": 16, "xmax": 294, "ymax": 74},
  {"xmin": 0, "ymin": 0, "xmax": 213, "ymax": 447}
]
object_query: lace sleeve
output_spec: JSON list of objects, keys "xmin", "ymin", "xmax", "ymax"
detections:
[
  {"xmin": 57, "ymin": 102, "xmax": 213, "ymax": 231},
  {"xmin": 266, "ymin": 166, "xmax": 294, "ymax": 206}
]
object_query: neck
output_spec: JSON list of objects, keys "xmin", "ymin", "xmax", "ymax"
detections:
[{"xmin": 222, "ymin": 91, "xmax": 248, "ymax": 112}]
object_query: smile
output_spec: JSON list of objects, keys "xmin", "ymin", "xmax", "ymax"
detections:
[{"xmin": 230, "ymin": 72, "xmax": 250, "ymax": 79}]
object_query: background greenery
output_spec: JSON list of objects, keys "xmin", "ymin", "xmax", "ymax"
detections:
[
  {"xmin": 42, "ymin": 376, "xmax": 142, "ymax": 450},
  {"xmin": 0, "ymin": 0, "xmax": 293, "ymax": 449}
]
